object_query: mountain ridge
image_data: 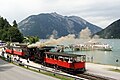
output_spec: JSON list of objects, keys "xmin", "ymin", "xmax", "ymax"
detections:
[
  {"xmin": 95, "ymin": 19, "xmax": 120, "ymax": 39},
  {"xmin": 18, "ymin": 12, "xmax": 102, "ymax": 39}
]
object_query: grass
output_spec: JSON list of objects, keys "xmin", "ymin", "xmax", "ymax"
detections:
[
  {"xmin": 108, "ymin": 68, "xmax": 120, "ymax": 73},
  {"xmin": 0, "ymin": 57, "xmax": 74, "ymax": 80}
]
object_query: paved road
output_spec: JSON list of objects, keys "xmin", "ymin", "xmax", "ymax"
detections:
[{"xmin": 0, "ymin": 58, "xmax": 59, "ymax": 80}]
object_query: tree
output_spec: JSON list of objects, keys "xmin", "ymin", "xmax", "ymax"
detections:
[
  {"xmin": 0, "ymin": 17, "xmax": 24, "ymax": 42},
  {"xmin": 23, "ymin": 36, "xmax": 39, "ymax": 44},
  {"xmin": 8, "ymin": 27, "xmax": 23, "ymax": 42},
  {"xmin": 13, "ymin": 20, "xmax": 18, "ymax": 27},
  {"xmin": 1, "ymin": 31, "xmax": 9, "ymax": 41}
]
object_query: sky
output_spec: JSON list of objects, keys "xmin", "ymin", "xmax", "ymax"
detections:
[{"xmin": 0, "ymin": 0, "xmax": 120, "ymax": 28}]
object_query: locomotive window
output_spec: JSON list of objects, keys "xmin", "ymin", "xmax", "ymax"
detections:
[
  {"xmin": 55, "ymin": 56, "xmax": 58, "ymax": 60},
  {"xmin": 51, "ymin": 55, "xmax": 54, "ymax": 59},
  {"xmin": 47, "ymin": 54, "xmax": 50, "ymax": 58}
]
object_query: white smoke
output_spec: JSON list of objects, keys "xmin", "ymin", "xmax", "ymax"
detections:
[
  {"xmin": 79, "ymin": 27, "xmax": 91, "ymax": 39},
  {"xmin": 49, "ymin": 29, "xmax": 58, "ymax": 39},
  {"xmin": 92, "ymin": 35, "xmax": 100, "ymax": 39},
  {"xmin": 28, "ymin": 34, "xmax": 75, "ymax": 48},
  {"xmin": 47, "ymin": 34, "xmax": 75, "ymax": 45}
]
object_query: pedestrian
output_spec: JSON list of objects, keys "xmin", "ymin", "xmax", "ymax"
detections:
[
  {"xmin": 27, "ymin": 58, "xmax": 29, "ymax": 63},
  {"xmin": 7, "ymin": 54, "xmax": 9, "ymax": 59},
  {"xmin": 91, "ymin": 56, "xmax": 93, "ymax": 62},
  {"xmin": 1, "ymin": 51, "xmax": 5, "ymax": 58},
  {"xmin": 18, "ymin": 57, "xmax": 20, "ymax": 62},
  {"xmin": 9, "ymin": 55, "xmax": 11, "ymax": 62},
  {"xmin": 16, "ymin": 56, "xmax": 19, "ymax": 62}
]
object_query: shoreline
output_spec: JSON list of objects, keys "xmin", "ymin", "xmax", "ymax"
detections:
[
  {"xmin": 86, "ymin": 62, "xmax": 120, "ymax": 69},
  {"xmin": 86, "ymin": 62, "xmax": 120, "ymax": 80}
]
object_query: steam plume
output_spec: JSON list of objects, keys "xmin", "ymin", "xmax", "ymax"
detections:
[
  {"xmin": 79, "ymin": 27, "xmax": 91, "ymax": 39},
  {"xmin": 28, "ymin": 34, "xmax": 75, "ymax": 48}
]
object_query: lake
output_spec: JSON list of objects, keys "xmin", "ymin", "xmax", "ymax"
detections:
[{"xmin": 41, "ymin": 39, "xmax": 120, "ymax": 66}]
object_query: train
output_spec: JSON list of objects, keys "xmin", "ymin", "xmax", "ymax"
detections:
[{"xmin": 5, "ymin": 44, "xmax": 86, "ymax": 73}]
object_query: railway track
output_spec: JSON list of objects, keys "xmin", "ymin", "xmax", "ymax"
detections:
[
  {"xmin": 76, "ymin": 73, "xmax": 116, "ymax": 80},
  {"xmin": 51, "ymin": 67, "xmax": 116, "ymax": 80}
]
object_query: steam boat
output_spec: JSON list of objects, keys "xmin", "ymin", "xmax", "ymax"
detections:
[{"xmin": 73, "ymin": 40, "xmax": 112, "ymax": 51}]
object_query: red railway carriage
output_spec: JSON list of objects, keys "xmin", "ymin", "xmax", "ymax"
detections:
[
  {"xmin": 44, "ymin": 52, "xmax": 86, "ymax": 72},
  {"xmin": 5, "ymin": 44, "xmax": 28, "ymax": 57},
  {"xmin": 6, "ymin": 48, "xmax": 25, "ymax": 56}
]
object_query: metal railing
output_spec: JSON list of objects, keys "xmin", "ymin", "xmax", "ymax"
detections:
[{"xmin": 17, "ymin": 62, "xmax": 84, "ymax": 80}]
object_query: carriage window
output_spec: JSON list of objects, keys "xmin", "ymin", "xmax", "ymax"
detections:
[
  {"xmin": 68, "ymin": 57, "xmax": 73, "ymax": 63},
  {"xmin": 77, "ymin": 56, "xmax": 86, "ymax": 62},
  {"xmin": 58, "ymin": 56, "xmax": 63, "ymax": 61},
  {"xmin": 76, "ymin": 56, "xmax": 81, "ymax": 62},
  {"xmin": 64, "ymin": 57, "xmax": 69, "ymax": 62}
]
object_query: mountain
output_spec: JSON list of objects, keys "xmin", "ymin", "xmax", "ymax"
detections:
[
  {"xmin": 95, "ymin": 19, "xmax": 120, "ymax": 39},
  {"xmin": 18, "ymin": 12, "xmax": 102, "ymax": 39}
]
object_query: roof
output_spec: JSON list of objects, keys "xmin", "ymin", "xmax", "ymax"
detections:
[
  {"xmin": 15, "ymin": 43, "xmax": 28, "ymax": 47},
  {"xmin": 45, "ymin": 52, "xmax": 85, "ymax": 57}
]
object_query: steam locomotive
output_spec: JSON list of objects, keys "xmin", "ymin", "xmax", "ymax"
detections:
[{"xmin": 5, "ymin": 44, "xmax": 86, "ymax": 73}]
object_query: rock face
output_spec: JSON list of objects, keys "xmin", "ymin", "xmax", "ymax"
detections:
[
  {"xmin": 95, "ymin": 19, "xmax": 120, "ymax": 39},
  {"xmin": 18, "ymin": 12, "xmax": 102, "ymax": 39}
]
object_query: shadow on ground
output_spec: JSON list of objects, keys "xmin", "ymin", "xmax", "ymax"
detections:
[
  {"xmin": 0, "ymin": 58, "xmax": 13, "ymax": 72},
  {"xmin": 0, "ymin": 58, "xmax": 9, "ymax": 64},
  {"xmin": 0, "ymin": 66, "xmax": 13, "ymax": 72}
]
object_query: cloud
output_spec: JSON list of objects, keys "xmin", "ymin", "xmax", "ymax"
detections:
[{"xmin": 0, "ymin": 0, "xmax": 120, "ymax": 28}]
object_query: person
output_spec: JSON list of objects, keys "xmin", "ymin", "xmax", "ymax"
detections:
[
  {"xmin": 16, "ymin": 56, "xmax": 19, "ymax": 62},
  {"xmin": 9, "ymin": 55, "xmax": 11, "ymax": 62},
  {"xmin": 91, "ymin": 56, "xmax": 93, "ymax": 62},
  {"xmin": 27, "ymin": 58, "xmax": 29, "ymax": 63},
  {"xmin": 11, "ymin": 55, "xmax": 13, "ymax": 61},
  {"xmin": 18, "ymin": 57, "xmax": 20, "ymax": 61},
  {"xmin": 61, "ymin": 47, "xmax": 64, "ymax": 52},
  {"xmin": 1, "ymin": 51, "xmax": 5, "ymax": 58},
  {"xmin": 57, "ymin": 49, "xmax": 60, "ymax": 52},
  {"xmin": 7, "ymin": 54, "xmax": 9, "ymax": 59}
]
